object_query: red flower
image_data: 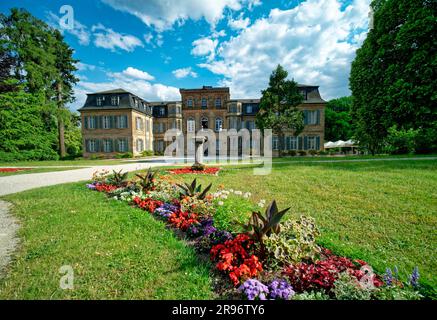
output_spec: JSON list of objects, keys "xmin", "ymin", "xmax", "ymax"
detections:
[
  {"xmin": 168, "ymin": 167, "xmax": 220, "ymax": 175},
  {"xmin": 133, "ymin": 197, "xmax": 163, "ymax": 213},
  {"xmin": 210, "ymin": 233, "xmax": 262, "ymax": 286},
  {"xmin": 95, "ymin": 183, "xmax": 118, "ymax": 193}
]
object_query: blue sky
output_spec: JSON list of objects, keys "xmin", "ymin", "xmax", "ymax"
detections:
[{"xmin": 0, "ymin": 0, "xmax": 371, "ymax": 111}]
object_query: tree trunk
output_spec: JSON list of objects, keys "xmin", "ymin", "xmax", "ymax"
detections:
[{"xmin": 57, "ymin": 82, "xmax": 66, "ymax": 158}]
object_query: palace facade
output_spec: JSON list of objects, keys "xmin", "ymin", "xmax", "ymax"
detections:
[{"xmin": 78, "ymin": 85, "xmax": 326, "ymax": 158}]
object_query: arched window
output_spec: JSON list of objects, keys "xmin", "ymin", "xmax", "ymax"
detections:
[
  {"xmin": 201, "ymin": 117, "xmax": 208, "ymax": 129},
  {"xmin": 215, "ymin": 117, "xmax": 223, "ymax": 132},
  {"xmin": 187, "ymin": 118, "xmax": 195, "ymax": 132}
]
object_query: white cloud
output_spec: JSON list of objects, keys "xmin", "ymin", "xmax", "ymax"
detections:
[
  {"xmin": 228, "ymin": 15, "xmax": 250, "ymax": 30},
  {"xmin": 92, "ymin": 23, "xmax": 143, "ymax": 52},
  {"xmin": 120, "ymin": 67, "xmax": 155, "ymax": 80},
  {"xmin": 101, "ymin": 0, "xmax": 261, "ymax": 31},
  {"xmin": 75, "ymin": 62, "xmax": 96, "ymax": 71},
  {"xmin": 191, "ymin": 37, "xmax": 218, "ymax": 61},
  {"xmin": 198, "ymin": 0, "xmax": 371, "ymax": 100},
  {"xmin": 172, "ymin": 67, "xmax": 198, "ymax": 79},
  {"xmin": 47, "ymin": 12, "xmax": 91, "ymax": 45},
  {"xmin": 69, "ymin": 70, "xmax": 180, "ymax": 111},
  {"xmin": 211, "ymin": 29, "xmax": 227, "ymax": 38}
]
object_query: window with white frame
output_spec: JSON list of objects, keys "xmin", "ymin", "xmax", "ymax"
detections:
[
  {"xmin": 286, "ymin": 136, "xmax": 298, "ymax": 150},
  {"xmin": 308, "ymin": 136, "xmax": 317, "ymax": 150},
  {"xmin": 103, "ymin": 139, "xmax": 112, "ymax": 152},
  {"xmin": 145, "ymin": 119, "xmax": 150, "ymax": 132},
  {"xmin": 246, "ymin": 105, "xmax": 253, "ymax": 113},
  {"xmin": 117, "ymin": 115, "xmax": 128, "ymax": 128},
  {"xmin": 201, "ymin": 97, "xmax": 207, "ymax": 108},
  {"xmin": 136, "ymin": 139, "xmax": 144, "ymax": 152},
  {"xmin": 136, "ymin": 117, "xmax": 143, "ymax": 130},
  {"xmin": 229, "ymin": 117, "xmax": 238, "ymax": 129},
  {"xmin": 88, "ymin": 116, "xmax": 97, "ymax": 129},
  {"xmin": 103, "ymin": 116, "xmax": 111, "ymax": 129},
  {"xmin": 187, "ymin": 118, "xmax": 195, "ymax": 132},
  {"xmin": 88, "ymin": 139, "xmax": 97, "ymax": 152},
  {"xmin": 246, "ymin": 120, "xmax": 255, "ymax": 130},
  {"xmin": 272, "ymin": 136, "xmax": 279, "ymax": 150},
  {"xmin": 215, "ymin": 117, "xmax": 223, "ymax": 132},
  {"xmin": 187, "ymin": 98, "xmax": 193, "ymax": 107},
  {"xmin": 118, "ymin": 139, "xmax": 128, "ymax": 152},
  {"xmin": 96, "ymin": 96, "xmax": 103, "ymax": 106},
  {"xmin": 111, "ymin": 96, "xmax": 119, "ymax": 106},
  {"xmin": 307, "ymin": 110, "xmax": 318, "ymax": 125},
  {"xmin": 215, "ymin": 98, "xmax": 221, "ymax": 107},
  {"xmin": 159, "ymin": 107, "xmax": 165, "ymax": 116}
]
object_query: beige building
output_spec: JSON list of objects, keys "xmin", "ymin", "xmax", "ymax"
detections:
[{"xmin": 79, "ymin": 85, "xmax": 326, "ymax": 158}]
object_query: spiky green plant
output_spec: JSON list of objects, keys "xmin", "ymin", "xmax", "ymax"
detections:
[
  {"xmin": 243, "ymin": 200, "xmax": 290, "ymax": 259},
  {"xmin": 135, "ymin": 168, "xmax": 156, "ymax": 192},
  {"xmin": 108, "ymin": 170, "xmax": 128, "ymax": 187},
  {"xmin": 176, "ymin": 178, "xmax": 212, "ymax": 200}
]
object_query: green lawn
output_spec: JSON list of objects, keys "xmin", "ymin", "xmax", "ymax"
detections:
[
  {"xmin": 172, "ymin": 158, "xmax": 437, "ymax": 293},
  {"xmin": 0, "ymin": 167, "xmax": 85, "ymax": 177},
  {"xmin": 0, "ymin": 183, "xmax": 213, "ymax": 299},
  {"xmin": 0, "ymin": 157, "xmax": 436, "ymax": 299}
]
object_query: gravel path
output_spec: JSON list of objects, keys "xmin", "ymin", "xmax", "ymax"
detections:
[
  {"xmin": 0, "ymin": 200, "xmax": 19, "ymax": 277},
  {"xmin": 0, "ymin": 161, "xmax": 177, "ymax": 197}
]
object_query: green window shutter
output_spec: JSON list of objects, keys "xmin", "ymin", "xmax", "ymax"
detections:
[
  {"xmin": 109, "ymin": 116, "xmax": 114, "ymax": 129},
  {"xmin": 95, "ymin": 139, "xmax": 99, "ymax": 152},
  {"xmin": 303, "ymin": 110, "xmax": 308, "ymax": 125},
  {"xmin": 124, "ymin": 115, "xmax": 128, "ymax": 128},
  {"xmin": 125, "ymin": 138, "xmax": 129, "ymax": 152},
  {"xmin": 84, "ymin": 116, "xmax": 88, "ymax": 129},
  {"xmin": 298, "ymin": 137, "xmax": 303, "ymax": 150},
  {"xmin": 109, "ymin": 140, "xmax": 113, "ymax": 152},
  {"xmin": 303, "ymin": 136, "xmax": 308, "ymax": 150},
  {"xmin": 316, "ymin": 136, "xmax": 320, "ymax": 150},
  {"xmin": 85, "ymin": 139, "xmax": 89, "ymax": 152},
  {"xmin": 99, "ymin": 116, "xmax": 103, "ymax": 129},
  {"xmin": 316, "ymin": 110, "xmax": 321, "ymax": 125},
  {"xmin": 114, "ymin": 139, "xmax": 119, "ymax": 152}
]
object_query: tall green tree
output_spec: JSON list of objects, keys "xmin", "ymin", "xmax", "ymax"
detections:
[
  {"xmin": 0, "ymin": 8, "xmax": 79, "ymax": 160},
  {"xmin": 52, "ymin": 30, "xmax": 79, "ymax": 157},
  {"xmin": 350, "ymin": 0, "xmax": 437, "ymax": 154},
  {"xmin": 256, "ymin": 65, "xmax": 304, "ymax": 155},
  {"xmin": 325, "ymin": 96, "xmax": 353, "ymax": 141}
]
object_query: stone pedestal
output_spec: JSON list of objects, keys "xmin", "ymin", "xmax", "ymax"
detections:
[{"xmin": 193, "ymin": 136, "xmax": 207, "ymax": 165}]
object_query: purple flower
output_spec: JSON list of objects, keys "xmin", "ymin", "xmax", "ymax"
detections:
[
  {"xmin": 268, "ymin": 279, "xmax": 295, "ymax": 300},
  {"xmin": 384, "ymin": 268, "xmax": 393, "ymax": 286},
  {"xmin": 154, "ymin": 203, "xmax": 176, "ymax": 220},
  {"xmin": 409, "ymin": 266, "xmax": 420, "ymax": 288},
  {"xmin": 86, "ymin": 183, "xmax": 96, "ymax": 190},
  {"xmin": 239, "ymin": 279, "xmax": 269, "ymax": 300}
]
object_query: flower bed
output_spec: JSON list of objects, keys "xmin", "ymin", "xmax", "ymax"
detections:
[
  {"xmin": 85, "ymin": 169, "xmax": 425, "ymax": 300},
  {"xmin": 0, "ymin": 168, "xmax": 31, "ymax": 173},
  {"xmin": 168, "ymin": 167, "xmax": 220, "ymax": 175}
]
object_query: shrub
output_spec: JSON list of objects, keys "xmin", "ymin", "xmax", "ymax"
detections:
[
  {"xmin": 141, "ymin": 150, "xmax": 154, "ymax": 157},
  {"xmin": 264, "ymin": 216, "xmax": 321, "ymax": 268},
  {"xmin": 210, "ymin": 234, "xmax": 263, "ymax": 286},
  {"xmin": 90, "ymin": 154, "xmax": 105, "ymax": 160},
  {"xmin": 385, "ymin": 125, "xmax": 419, "ymax": 154},
  {"xmin": 333, "ymin": 272, "xmax": 372, "ymax": 300},
  {"xmin": 297, "ymin": 150, "xmax": 307, "ymax": 156},
  {"xmin": 308, "ymin": 150, "xmax": 317, "ymax": 156},
  {"xmin": 115, "ymin": 152, "xmax": 133, "ymax": 159},
  {"xmin": 288, "ymin": 150, "xmax": 297, "ymax": 157},
  {"xmin": 318, "ymin": 150, "xmax": 328, "ymax": 156},
  {"xmin": 191, "ymin": 162, "xmax": 206, "ymax": 171}
]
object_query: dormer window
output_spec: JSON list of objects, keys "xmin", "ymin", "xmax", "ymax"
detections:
[
  {"xmin": 111, "ymin": 96, "xmax": 120, "ymax": 106},
  {"xmin": 96, "ymin": 96, "xmax": 103, "ymax": 106}
]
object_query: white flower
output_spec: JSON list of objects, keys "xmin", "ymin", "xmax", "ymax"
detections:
[
  {"xmin": 234, "ymin": 190, "xmax": 242, "ymax": 195},
  {"xmin": 229, "ymin": 189, "xmax": 234, "ymax": 193},
  {"xmin": 257, "ymin": 202, "xmax": 265, "ymax": 208},
  {"xmin": 243, "ymin": 192, "xmax": 251, "ymax": 198},
  {"xmin": 218, "ymin": 201, "xmax": 224, "ymax": 206},
  {"xmin": 220, "ymin": 194, "xmax": 228, "ymax": 199}
]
